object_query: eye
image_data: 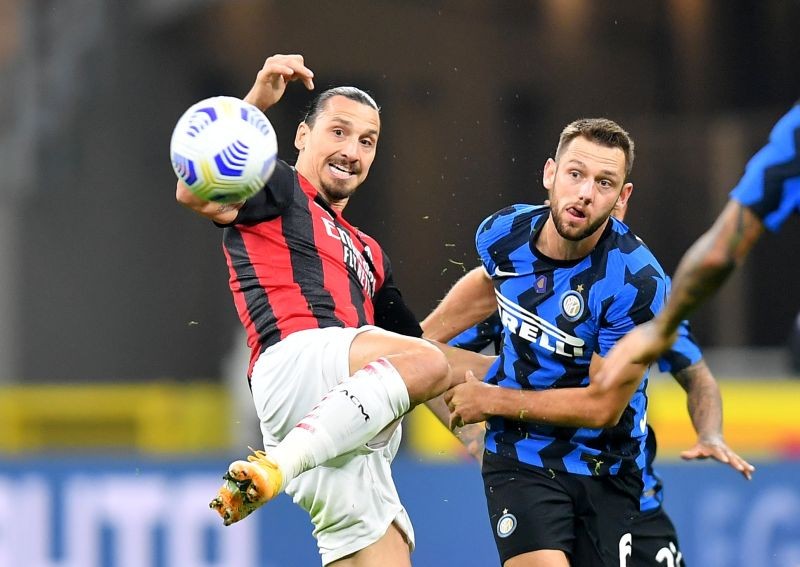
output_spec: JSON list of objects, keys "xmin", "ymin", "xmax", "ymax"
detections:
[
  {"xmin": 569, "ymin": 170, "xmax": 581, "ymax": 179},
  {"xmin": 332, "ymin": 128, "xmax": 344, "ymax": 137},
  {"xmin": 599, "ymin": 179, "xmax": 612, "ymax": 188},
  {"xmin": 360, "ymin": 138, "xmax": 375, "ymax": 148}
]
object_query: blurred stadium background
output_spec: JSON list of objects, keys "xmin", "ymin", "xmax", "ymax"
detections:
[{"xmin": 1, "ymin": 1, "xmax": 799, "ymax": 565}]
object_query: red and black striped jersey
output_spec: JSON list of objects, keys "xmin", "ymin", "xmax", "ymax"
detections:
[{"xmin": 219, "ymin": 159, "xmax": 411, "ymax": 375}]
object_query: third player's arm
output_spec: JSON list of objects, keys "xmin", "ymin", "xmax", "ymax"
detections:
[{"xmin": 653, "ymin": 201, "xmax": 765, "ymax": 339}]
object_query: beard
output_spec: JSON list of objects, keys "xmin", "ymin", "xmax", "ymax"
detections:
[
  {"xmin": 551, "ymin": 207, "xmax": 610, "ymax": 242},
  {"xmin": 320, "ymin": 178, "xmax": 358, "ymax": 202}
]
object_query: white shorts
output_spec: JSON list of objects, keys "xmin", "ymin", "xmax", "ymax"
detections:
[{"xmin": 250, "ymin": 326, "xmax": 414, "ymax": 565}]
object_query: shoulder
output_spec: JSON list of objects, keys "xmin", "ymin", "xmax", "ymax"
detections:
[
  {"xmin": 477, "ymin": 203, "xmax": 547, "ymax": 239},
  {"xmin": 606, "ymin": 218, "xmax": 666, "ymax": 279},
  {"xmin": 228, "ymin": 159, "xmax": 298, "ymax": 225}
]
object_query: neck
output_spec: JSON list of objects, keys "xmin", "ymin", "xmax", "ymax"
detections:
[
  {"xmin": 536, "ymin": 217, "xmax": 608, "ymax": 261},
  {"xmin": 314, "ymin": 188, "xmax": 348, "ymax": 213}
]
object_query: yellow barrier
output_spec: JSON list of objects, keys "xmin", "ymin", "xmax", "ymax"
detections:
[
  {"xmin": 0, "ymin": 383, "xmax": 232, "ymax": 454},
  {"xmin": 407, "ymin": 378, "xmax": 800, "ymax": 461}
]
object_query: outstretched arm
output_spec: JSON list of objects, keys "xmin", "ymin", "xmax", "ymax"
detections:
[
  {"xmin": 651, "ymin": 200, "xmax": 765, "ymax": 352},
  {"xmin": 175, "ymin": 54, "xmax": 315, "ymax": 224},
  {"xmin": 672, "ymin": 360, "xmax": 755, "ymax": 480},
  {"xmin": 445, "ymin": 352, "xmax": 647, "ymax": 429}
]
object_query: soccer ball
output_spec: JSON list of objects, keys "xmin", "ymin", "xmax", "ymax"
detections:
[{"xmin": 170, "ymin": 96, "xmax": 278, "ymax": 203}]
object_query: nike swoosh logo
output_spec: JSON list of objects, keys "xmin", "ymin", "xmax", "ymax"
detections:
[{"xmin": 493, "ymin": 267, "xmax": 520, "ymax": 278}]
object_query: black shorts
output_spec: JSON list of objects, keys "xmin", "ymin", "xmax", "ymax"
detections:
[
  {"xmin": 482, "ymin": 451, "xmax": 642, "ymax": 566},
  {"xmin": 632, "ymin": 507, "xmax": 685, "ymax": 566}
]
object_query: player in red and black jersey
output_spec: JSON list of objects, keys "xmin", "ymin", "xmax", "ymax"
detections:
[{"xmin": 176, "ymin": 54, "xmax": 489, "ymax": 566}]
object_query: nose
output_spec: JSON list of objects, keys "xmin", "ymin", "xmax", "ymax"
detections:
[
  {"xmin": 577, "ymin": 179, "xmax": 594, "ymax": 202},
  {"xmin": 340, "ymin": 136, "xmax": 359, "ymax": 159}
]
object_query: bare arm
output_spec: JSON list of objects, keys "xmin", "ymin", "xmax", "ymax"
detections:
[
  {"xmin": 175, "ymin": 54, "xmax": 315, "ymax": 223},
  {"xmin": 421, "ymin": 267, "xmax": 498, "ymax": 343},
  {"xmin": 445, "ymin": 353, "xmax": 647, "ymax": 429},
  {"xmin": 672, "ymin": 360, "xmax": 755, "ymax": 479},
  {"xmin": 654, "ymin": 200, "xmax": 765, "ymax": 340}
]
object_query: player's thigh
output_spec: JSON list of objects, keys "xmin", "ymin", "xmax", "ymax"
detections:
[
  {"xmin": 482, "ymin": 453, "xmax": 575, "ymax": 564},
  {"xmin": 570, "ymin": 473, "xmax": 642, "ymax": 567},
  {"xmin": 330, "ymin": 523, "xmax": 411, "ymax": 567},
  {"xmin": 250, "ymin": 326, "xmax": 369, "ymax": 443},
  {"xmin": 631, "ymin": 507, "xmax": 686, "ymax": 567},
  {"xmin": 287, "ymin": 431, "xmax": 414, "ymax": 565}
]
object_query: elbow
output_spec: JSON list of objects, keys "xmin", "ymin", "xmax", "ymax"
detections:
[
  {"xmin": 175, "ymin": 180, "xmax": 194, "ymax": 207},
  {"xmin": 593, "ymin": 406, "xmax": 625, "ymax": 428},
  {"xmin": 585, "ymin": 389, "xmax": 627, "ymax": 428}
]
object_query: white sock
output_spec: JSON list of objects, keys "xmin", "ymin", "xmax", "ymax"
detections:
[{"xmin": 270, "ymin": 358, "xmax": 410, "ymax": 489}]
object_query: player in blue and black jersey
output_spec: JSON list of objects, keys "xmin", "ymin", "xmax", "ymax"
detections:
[
  {"xmin": 602, "ymin": 101, "xmax": 800, "ymax": 379},
  {"xmin": 423, "ymin": 118, "xmax": 668, "ymax": 566},
  {"xmin": 446, "ymin": 301, "xmax": 753, "ymax": 566}
]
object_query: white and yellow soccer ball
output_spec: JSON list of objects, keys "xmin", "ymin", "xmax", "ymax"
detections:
[{"xmin": 170, "ymin": 96, "xmax": 278, "ymax": 203}]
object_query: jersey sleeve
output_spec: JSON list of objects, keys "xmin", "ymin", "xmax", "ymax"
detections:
[
  {"xmin": 448, "ymin": 312, "xmax": 503, "ymax": 354},
  {"xmin": 729, "ymin": 104, "xmax": 800, "ymax": 232},
  {"xmin": 598, "ymin": 269, "xmax": 668, "ymax": 357},
  {"xmin": 657, "ymin": 320, "xmax": 703, "ymax": 374},
  {"xmin": 475, "ymin": 204, "xmax": 538, "ymax": 276},
  {"xmin": 226, "ymin": 159, "xmax": 295, "ymax": 225},
  {"xmin": 373, "ymin": 266, "xmax": 423, "ymax": 338}
]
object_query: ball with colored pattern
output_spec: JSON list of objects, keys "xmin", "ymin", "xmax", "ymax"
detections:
[{"xmin": 170, "ymin": 96, "xmax": 278, "ymax": 203}]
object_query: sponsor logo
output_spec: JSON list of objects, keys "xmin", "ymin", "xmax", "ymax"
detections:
[
  {"xmin": 342, "ymin": 389, "xmax": 370, "ymax": 422},
  {"xmin": 321, "ymin": 217, "xmax": 376, "ymax": 297},
  {"xmin": 496, "ymin": 291, "xmax": 585, "ymax": 358},
  {"xmin": 492, "ymin": 266, "xmax": 520, "ymax": 278},
  {"xmin": 496, "ymin": 512, "xmax": 517, "ymax": 538}
]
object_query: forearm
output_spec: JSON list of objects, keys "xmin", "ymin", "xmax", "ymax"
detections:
[
  {"xmin": 483, "ymin": 378, "xmax": 637, "ymax": 429},
  {"xmin": 431, "ymin": 341, "xmax": 495, "ymax": 387},
  {"xmin": 175, "ymin": 180, "xmax": 241, "ymax": 223},
  {"xmin": 675, "ymin": 360, "xmax": 724, "ymax": 441},
  {"xmin": 422, "ymin": 267, "xmax": 497, "ymax": 342},
  {"xmin": 657, "ymin": 201, "xmax": 764, "ymax": 336}
]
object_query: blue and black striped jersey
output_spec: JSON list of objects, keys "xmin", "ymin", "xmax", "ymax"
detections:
[
  {"xmin": 730, "ymin": 103, "xmax": 800, "ymax": 232},
  {"xmin": 476, "ymin": 204, "xmax": 668, "ymax": 476}
]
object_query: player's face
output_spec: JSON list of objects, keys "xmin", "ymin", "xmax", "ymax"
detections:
[
  {"xmin": 543, "ymin": 136, "xmax": 632, "ymax": 242},
  {"xmin": 294, "ymin": 96, "xmax": 380, "ymax": 206}
]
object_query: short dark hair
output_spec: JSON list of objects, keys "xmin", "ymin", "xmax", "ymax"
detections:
[
  {"xmin": 555, "ymin": 118, "xmax": 635, "ymax": 178},
  {"xmin": 302, "ymin": 86, "xmax": 380, "ymax": 126}
]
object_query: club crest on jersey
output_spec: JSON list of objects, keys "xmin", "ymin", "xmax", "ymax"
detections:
[
  {"xmin": 534, "ymin": 274, "xmax": 547, "ymax": 293},
  {"xmin": 496, "ymin": 512, "xmax": 517, "ymax": 538},
  {"xmin": 560, "ymin": 291, "xmax": 584, "ymax": 321}
]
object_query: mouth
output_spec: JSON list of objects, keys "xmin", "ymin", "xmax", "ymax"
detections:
[
  {"xmin": 566, "ymin": 206, "xmax": 586, "ymax": 220},
  {"xmin": 328, "ymin": 162, "xmax": 356, "ymax": 180}
]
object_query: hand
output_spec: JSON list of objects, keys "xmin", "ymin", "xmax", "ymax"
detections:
[
  {"xmin": 444, "ymin": 370, "xmax": 493, "ymax": 429},
  {"xmin": 244, "ymin": 54, "xmax": 315, "ymax": 111},
  {"xmin": 681, "ymin": 437, "xmax": 755, "ymax": 480},
  {"xmin": 455, "ymin": 422, "xmax": 486, "ymax": 465}
]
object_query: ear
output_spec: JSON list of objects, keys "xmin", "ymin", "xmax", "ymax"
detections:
[
  {"xmin": 294, "ymin": 122, "xmax": 309, "ymax": 151},
  {"xmin": 616, "ymin": 182, "xmax": 634, "ymax": 209},
  {"xmin": 542, "ymin": 158, "xmax": 556, "ymax": 190}
]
